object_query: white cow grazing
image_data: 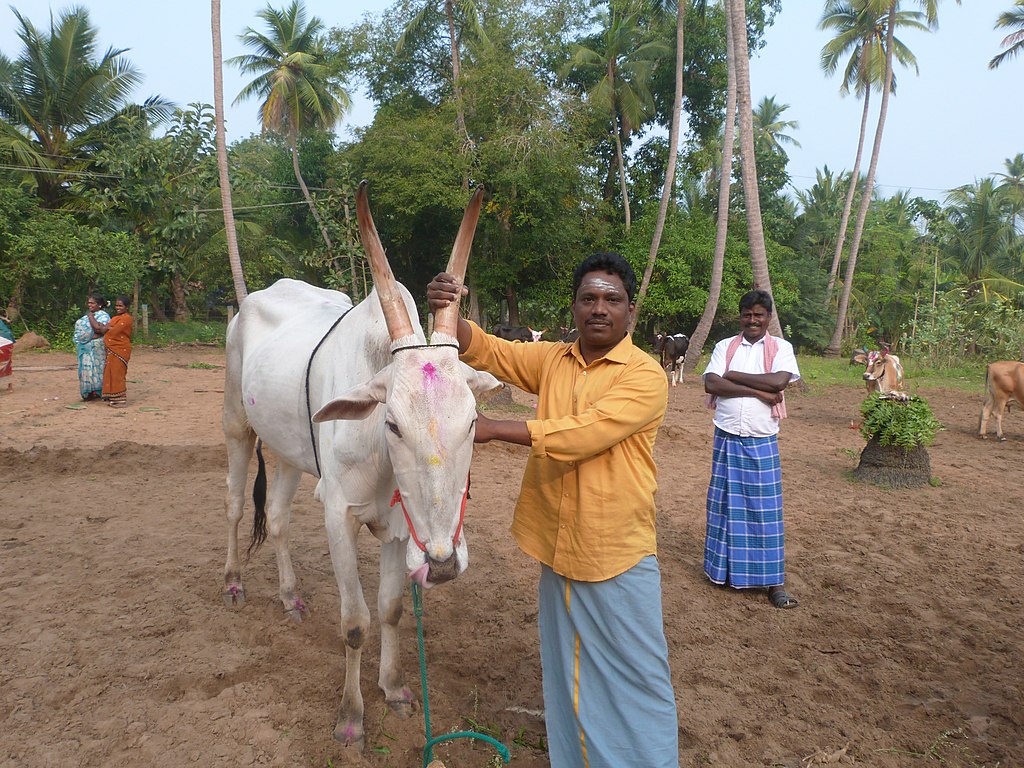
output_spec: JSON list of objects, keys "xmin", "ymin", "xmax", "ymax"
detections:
[{"xmin": 221, "ymin": 183, "xmax": 499, "ymax": 749}]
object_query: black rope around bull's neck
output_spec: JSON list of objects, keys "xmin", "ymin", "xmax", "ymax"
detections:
[{"xmin": 305, "ymin": 306, "xmax": 355, "ymax": 478}]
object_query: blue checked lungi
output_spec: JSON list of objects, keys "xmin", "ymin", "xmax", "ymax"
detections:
[
  {"xmin": 704, "ymin": 426, "xmax": 785, "ymax": 588},
  {"xmin": 538, "ymin": 557, "xmax": 679, "ymax": 768}
]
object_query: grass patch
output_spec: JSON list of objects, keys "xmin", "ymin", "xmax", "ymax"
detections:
[
  {"xmin": 786, "ymin": 355, "xmax": 987, "ymax": 395},
  {"xmin": 140, "ymin": 319, "xmax": 226, "ymax": 347},
  {"xmin": 187, "ymin": 361, "xmax": 221, "ymax": 370}
]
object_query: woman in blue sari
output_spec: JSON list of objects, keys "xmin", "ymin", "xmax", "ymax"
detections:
[{"xmin": 73, "ymin": 294, "xmax": 109, "ymax": 400}]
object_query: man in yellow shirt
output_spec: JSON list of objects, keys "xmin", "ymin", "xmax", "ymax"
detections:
[{"xmin": 427, "ymin": 252, "xmax": 679, "ymax": 768}]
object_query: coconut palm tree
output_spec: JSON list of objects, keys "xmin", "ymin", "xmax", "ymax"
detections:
[
  {"xmin": 635, "ymin": 0, "xmax": 689, "ymax": 326},
  {"xmin": 726, "ymin": 0, "xmax": 780, "ymax": 335},
  {"xmin": 562, "ymin": 1, "xmax": 670, "ymax": 231},
  {"xmin": 0, "ymin": 6, "xmax": 171, "ymax": 207},
  {"xmin": 995, "ymin": 152, "xmax": 1024, "ymax": 229},
  {"xmin": 230, "ymin": 0, "xmax": 351, "ymax": 252},
  {"xmin": 212, "ymin": 0, "xmax": 247, "ymax": 304},
  {"xmin": 944, "ymin": 178, "xmax": 1019, "ymax": 295},
  {"xmin": 794, "ymin": 166, "xmax": 848, "ymax": 266},
  {"xmin": 751, "ymin": 95, "xmax": 801, "ymax": 155},
  {"xmin": 818, "ymin": 0, "xmax": 925, "ymax": 306},
  {"xmin": 825, "ymin": 0, "xmax": 960, "ymax": 357},
  {"xmin": 685, "ymin": 0, "xmax": 738, "ymax": 373},
  {"xmin": 989, "ymin": 0, "xmax": 1024, "ymax": 69}
]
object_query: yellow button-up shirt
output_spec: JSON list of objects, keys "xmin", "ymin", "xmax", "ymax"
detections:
[{"xmin": 462, "ymin": 322, "xmax": 668, "ymax": 582}]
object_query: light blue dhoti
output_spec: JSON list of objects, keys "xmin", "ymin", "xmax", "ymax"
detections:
[{"xmin": 538, "ymin": 556, "xmax": 679, "ymax": 768}]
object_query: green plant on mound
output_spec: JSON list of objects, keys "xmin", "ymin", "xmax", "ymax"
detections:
[{"xmin": 859, "ymin": 393, "xmax": 941, "ymax": 450}]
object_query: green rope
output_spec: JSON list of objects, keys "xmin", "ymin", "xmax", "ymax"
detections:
[{"xmin": 412, "ymin": 582, "xmax": 511, "ymax": 767}]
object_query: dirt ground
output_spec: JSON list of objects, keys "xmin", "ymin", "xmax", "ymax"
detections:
[{"xmin": 1, "ymin": 345, "xmax": 1021, "ymax": 768}]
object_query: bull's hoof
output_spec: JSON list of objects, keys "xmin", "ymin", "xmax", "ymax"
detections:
[
  {"xmin": 283, "ymin": 596, "xmax": 309, "ymax": 623},
  {"xmin": 386, "ymin": 694, "xmax": 415, "ymax": 719},
  {"xmin": 333, "ymin": 720, "xmax": 365, "ymax": 750},
  {"xmin": 223, "ymin": 583, "xmax": 245, "ymax": 608}
]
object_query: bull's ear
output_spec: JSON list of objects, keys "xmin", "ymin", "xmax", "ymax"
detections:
[
  {"xmin": 313, "ymin": 370, "xmax": 390, "ymax": 422},
  {"xmin": 460, "ymin": 363, "xmax": 502, "ymax": 397}
]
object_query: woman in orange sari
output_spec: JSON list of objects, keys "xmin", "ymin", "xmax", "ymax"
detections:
[{"xmin": 88, "ymin": 295, "xmax": 133, "ymax": 408}]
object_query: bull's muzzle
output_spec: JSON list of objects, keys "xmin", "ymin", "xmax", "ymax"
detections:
[{"xmin": 426, "ymin": 552, "xmax": 459, "ymax": 584}]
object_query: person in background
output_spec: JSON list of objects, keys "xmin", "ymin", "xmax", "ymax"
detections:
[
  {"xmin": 88, "ymin": 295, "xmax": 133, "ymax": 408},
  {"xmin": 427, "ymin": 251, "xmax": 679, "ymax": 768},
  {"xmin": 702, "ymin": 289, "xmax": 801, "ymax": 609},
  {"xmin": 0, "ymin": 314, "xmax": 12, "ymax": 393},
  {"xmin": 73, "ymin": 294, "xmax": 110, "ymax": 401}
]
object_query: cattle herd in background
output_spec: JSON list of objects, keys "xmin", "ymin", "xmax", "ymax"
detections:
[
  {"xmin": 849, "ymin": 345, "xmax": 1023, "ymax": 441},
  {"xmin": 487, "ymin": 323, "xmax": 1021, "ymax": 439}
]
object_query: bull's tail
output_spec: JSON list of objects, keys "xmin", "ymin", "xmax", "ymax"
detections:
[{"xmin": 246, "ymin": 438, "xmax": 268, "ymax": 561}]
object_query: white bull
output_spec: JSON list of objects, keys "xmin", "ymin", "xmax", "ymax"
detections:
[{"xmin": 221, "ymin": 183, "xmax": 499, "ymax": 749}]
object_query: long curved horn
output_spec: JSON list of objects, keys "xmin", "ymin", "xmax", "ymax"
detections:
[
  {"xmin": 432, "ymin": 186, "xmax": 485, "ymax": 339},
  {"xmin": 356, "ymin": 180, "xmax": 414, "ymax": 340}
]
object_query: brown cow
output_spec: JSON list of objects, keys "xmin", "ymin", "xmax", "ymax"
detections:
[{"xmin": 978, "ymin": 360, "xmax": 1024, "ymax": 441}]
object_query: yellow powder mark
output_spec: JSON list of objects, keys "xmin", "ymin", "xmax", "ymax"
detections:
[{"xmin": 428, "ymin": 455, "xmax": 441, "ymax": 466}]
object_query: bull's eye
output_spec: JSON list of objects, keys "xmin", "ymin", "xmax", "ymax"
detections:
[
  {"xmin": 386, "ymin": 420, "xmax": 402, "ymax": 437},
  {"xmin": 470, "ymin": 417, "xmax": 477, "ymax": 434}
]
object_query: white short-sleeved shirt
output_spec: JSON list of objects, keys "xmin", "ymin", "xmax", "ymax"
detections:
[{"xmin": 702, "ymin": 334, "xmax": 801, "ymax": 437}]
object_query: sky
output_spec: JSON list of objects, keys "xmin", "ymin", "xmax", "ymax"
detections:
[{"xmin": 1, "ymin": 1, "xmax": 1021, "ymax": 204}]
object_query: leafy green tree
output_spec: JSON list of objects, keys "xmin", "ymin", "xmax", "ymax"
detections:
[
  {"xmin": 78, "ymin": 107, "xmax": 234, "ymax": 320},
  {"xmin": 396, "ymin": 0, "xmax": 489, "ymax": 148},
  {"xmin": 989, "ymin": 0, "xmax": 1024, "ymax": 68},
  {"xmin": 231, "ymin": 0, "xmax": 351, "ymax": 252},
  {"xmin": 0, "ymin": 203, "xmax": 144, "ymax": 336},
  {"xmin": 0, "ymin": 6, "xmax": 171, "ymax": 207}
]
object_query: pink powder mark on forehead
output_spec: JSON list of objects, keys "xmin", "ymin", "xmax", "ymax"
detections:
[{"xmin": 422, "ymin": 361, "xmax": 438, "ymax": 383}]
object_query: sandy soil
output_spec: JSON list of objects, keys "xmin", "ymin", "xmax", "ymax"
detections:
[{"xmin": 1, "ymin": 345, "xmax": 1021, "ymax": 768}]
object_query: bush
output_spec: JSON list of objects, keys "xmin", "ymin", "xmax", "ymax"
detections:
[{"xmin": 859, "ymin": 394, "xmax": 942, "ymax": 450}]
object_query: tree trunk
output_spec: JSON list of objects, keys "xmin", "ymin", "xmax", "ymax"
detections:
[
  {"xmin": 609, "ymin": 68, "xmax": 632, "ymax": 232},
  {"xmin": 634, "ymin": 0, "xmax": 686, "ymax": 329},
  {"xmin": 290, "ymin": 134, "xmax": 334, "ymax": 253},
  {"xmin": 853, "ymin": 436, "xmax": 931, "ymax": 488},
  {"xmin": 149, "ymin": 293, "xmax": 168, "ymax": 322},
  {"xmin": 728, "ymin": 0, "xmax": 781, "ymax": 337},
  {"xmin": 445, "ymin": 0, "xmax": 469, "ymax": 146},
  {"xmin": 505, "ymin": 285, "xmax": 520, "ymax": 326},
  {"xmin": 211, "ymin": 0, "xmax": 247, "ymax": 305},
  {"xmin": 467, "ymin": 273, "xmax": 481, "ymax": 326},
  {"xmin": 169, "ymin": 273, "xmax": 191, "ymax": 322},
  {"xmin": 342, "ymin": 193, "xmax": 358, "ymax": 300},
  {"xmin": 685, "ymin": 0, "xmax": 738, "ymax": 373},
  {"xmin": 827, "ymin": 2, "xmax": 897, "ymax": 357},
  {"xmin": 5, "ymin": 282, "xmax": 24, "ymax": 323},
  {"xmin": 826, "ymin": 68, "xmax": 871, "ymax": 306}
]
